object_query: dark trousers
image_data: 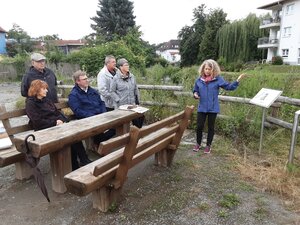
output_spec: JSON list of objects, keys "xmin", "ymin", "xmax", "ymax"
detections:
[
  {"xmin": 71, "ymin": 141, "xmax": 89, "ymax": 170},
  {"xmin": 196, "ymin": 112, "xmax": 217, "ymax": 146},
  {"xmin": 93, "ymin": 129, "xmax": 116, "ymax": 146},
  {"xmin": 132, "ymin": 115, "xmax": 145, "ymax": 128}
]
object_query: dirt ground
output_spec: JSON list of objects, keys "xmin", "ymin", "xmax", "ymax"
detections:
[{"xmin": 1, "ymin": 82, "xmax": 300, "ymax": 225}]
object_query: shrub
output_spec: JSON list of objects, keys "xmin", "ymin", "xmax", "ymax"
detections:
[{"xmin": 272, "ymin": 56, "xmax": 283, "ymax": 65}]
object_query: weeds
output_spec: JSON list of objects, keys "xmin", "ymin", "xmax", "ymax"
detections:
[{"xmin": 219, "ymin": 193, "xmax": 240, "ymax": 209}]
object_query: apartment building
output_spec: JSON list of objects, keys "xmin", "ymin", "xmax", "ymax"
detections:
[{"xmin": 257, "ymin": 0, "xmax": 300, "ymax": 65}]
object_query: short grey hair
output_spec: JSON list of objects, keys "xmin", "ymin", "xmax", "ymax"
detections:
[
  {"xmin": 105, "ymin": 55, "xmax": 115, "ymax": 65},
  {"xmin": 72, "ymin": 70, "xmax": 87, "ymax": 82}
]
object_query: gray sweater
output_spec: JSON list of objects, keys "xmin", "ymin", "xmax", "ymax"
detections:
[{"xmin": 110, "ymin": 70, "xmax": 139, "ymax": 108}]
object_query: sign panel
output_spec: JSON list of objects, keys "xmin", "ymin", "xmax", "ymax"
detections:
[{"xmin": 250, "ymin": 88, "xmax": 282, "ymax": 108}]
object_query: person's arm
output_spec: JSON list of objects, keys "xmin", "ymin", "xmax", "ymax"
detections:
[
  {"xmin": 98, "ymin": 96, "xmax": 107, "ymax": 112},
  {"xmin": 110, "ymin": 78, "xmax": 120, "ymax": 108},
  {"xmin": 193, "ymin": 79, "xmax": 200, "ymax": 99},
  {"xmin": 236, "ymin": 73, "xmax": 245, "ymax": 82},
  {"xmin": 26, "ymin": 100, "xmax": 56, "ymax": 130},
  {"xmin": 68, "ymin": 93, "xmax": 94, "ymax": 119},
  {"xmin": 219, "ymin": 76, "xmax": 240, "ymax": 91},
  {"xmin": 97, "ymin": 71, "xmax": 111, "ymax": 98}
]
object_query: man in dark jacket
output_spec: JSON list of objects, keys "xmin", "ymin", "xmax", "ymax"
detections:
[
  {"xmin": 21, "ymin": 53, "xmax": 58, "ymax": 103},
  {"xmin": 68, "ymin": 70, "xmax": 115, "ymax": 149}
]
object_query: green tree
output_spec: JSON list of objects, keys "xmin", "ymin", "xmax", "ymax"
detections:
[
  {"xmin": 217, "ymin": 13, "xmax": 267, "ymax": 63},
  {"xmin": 198, "ymin": 8, "xmax": 228, "ymax": 61},
  {"xmin": 91, "ymin": 0, "xmax": 136, "ymax": 41},
  {"xmin": 178, "ymin": 4, "xmax": 207, "ymax": 67},
  {"xmin": 6, "ymin": 24, "xmax": 33, "ymax": 57}
]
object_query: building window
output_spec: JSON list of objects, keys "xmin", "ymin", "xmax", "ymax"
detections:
[
  {"xmin": 283, "ymin": 27, "xmax": 291, "ymax": 37},
  {"xmin": 282, "ymin": 49, "xmax": 289, "ymax": 57},
  {"xmin": 286, "ymin": 4, "xmax": 294, "ymax": 15}
]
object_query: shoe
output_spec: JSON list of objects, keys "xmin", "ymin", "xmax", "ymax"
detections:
[
  {"xmin": 204, "ymin": 146, "xmax": 211, "ymax": 154},
  {"xmin": 80, "ymin": 158, "xmax": 93, "ymax": 166},
  {"xmin": 193, "ymin": 144, "xmax": 200, "ymax": 152}
]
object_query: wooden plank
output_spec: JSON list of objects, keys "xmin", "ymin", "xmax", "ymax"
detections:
[
  {"xmin": 139, "ymin": 111, "xmax": 183, "ymax": 138},
  {"xmin": 132, "ymin": 135, "xmax": 175, "ymax": 166},
  {"xmin": 114, "ymin": 126, "xmax": 140, "ymax": 186},
  {"xmin": 0, "ymin": 147, "xmax": 24, "ymax": 167},
  {"xmin": 14, "ymin": 109, "xmax": 140, "ymax": 158},
  {"xmin": 7, "ymin": 125, "xmax": 32, "ymax": 136},
  {"xmin": 98, "ymin": 133, "xmax": 130, "ymax": 155},
  {"xmin": 166, "ymin": 106, "xmax": 194, "ymax": 166},
  {"xmin": 94, "ymin": 126, "xmax": 177, "ymax": 176},
  {"xmin": 0, "ymin": 108, "xmax": 27, "ymax": 120}
]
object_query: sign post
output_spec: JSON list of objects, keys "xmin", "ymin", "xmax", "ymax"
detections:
[{"xmin": 250, "ymin": 88, "xmax": 282, "ymax": 155}]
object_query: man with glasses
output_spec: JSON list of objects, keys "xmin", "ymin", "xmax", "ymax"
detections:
[
  {"xmin": 68, "ymin": 70, "xmax": 115, "ymax": 153},
  {"xmin": 21, "ymin": 52, "xmax": 58, "ymax": 103}
]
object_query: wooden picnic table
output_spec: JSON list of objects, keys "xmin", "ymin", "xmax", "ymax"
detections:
[{"xmin": 13, "ymin": 109, "xmax": 143, "ymax": 193}]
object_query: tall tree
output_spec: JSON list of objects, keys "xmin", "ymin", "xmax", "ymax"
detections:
[
  {"xmin": 217, "ymin": 13, "xmax": 268, "ymax": 63},
  {"xmin": 178, "ymin": 5, "xmax": 207, "ymax": 67},
  {"xmin": 6, "ymin": 23, "xmax": 33, "ymax": 56},
  {"xmin": 198, "ymin": 8, "xmax": 228, "ymax": 61},
  {"xmin": 91, "ymin": 0, "xmax": 136, "ymax": 41}
]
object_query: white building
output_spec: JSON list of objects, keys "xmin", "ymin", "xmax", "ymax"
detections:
[
  {"xmin": 156, "ymin": 40, "xmax": 181, "ymax": 64},
  {"xmin": 257, "ymin": 0, "xmax": 300, "ymax": 65}
]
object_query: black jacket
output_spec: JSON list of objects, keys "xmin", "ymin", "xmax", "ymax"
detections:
[
  {"xmin": 21, "ymin": 66, "xmax": 58, "ymax": 103},
  {"xmin": 25, "ymin": 97, "xmax": 66, "ymax": 131}
]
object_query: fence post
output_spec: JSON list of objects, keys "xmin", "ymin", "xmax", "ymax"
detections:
[{"xmin": 288, "ymin": 110, "xmax": 300, "ymax": 164}]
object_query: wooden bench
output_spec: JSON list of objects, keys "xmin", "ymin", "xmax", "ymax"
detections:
[
  {"xmin": 0, "ymin": 101, "xmax": 74, "ymax": 180},
  {"xmin": 64, "ymin": 106, "xmax": 194, "ymax": 212}
]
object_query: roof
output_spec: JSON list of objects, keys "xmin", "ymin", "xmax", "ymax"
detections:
[
  {"xmin": 0, "ymin": 26, "xmax": 7, "ymax": 33},
  {"xmin": 51, "ymin": 39, "xmax": 87, "ymax": 47},
  {"xmin": 157, "ymin": 39, "xmax": 180, "ymax": 51},
  {"xmin": 257, "ymin": 0, "xmax": 289, "ymax": 9}
]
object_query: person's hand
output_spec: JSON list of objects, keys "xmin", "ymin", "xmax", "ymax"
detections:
[
  {"xmin": 237, "ymin": 73, "xmax": 246, "ymax": 82},
  {"xmin": 56, "ymin": 120, "xmax": 64, "ymax": 125},
  {"xmin": 193, "ymin": 92, "xmax": 200, "ymax": 99}
]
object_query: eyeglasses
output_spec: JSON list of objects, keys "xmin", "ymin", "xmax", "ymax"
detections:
[{"xmin": 79, "ymin": 77, "xmax": 88, "ymax": 81}]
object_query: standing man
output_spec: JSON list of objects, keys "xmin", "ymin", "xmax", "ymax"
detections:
[
  {"xmin": 21, "ymin": 52, "xmax": 58, "ymax": 103},
  {"xmin": 97, "ymin": 55, "xmax": 117, "ymax": 111},
  {"xmin": 68, "ymin": 70, "xmax": 115, "ymax": 150}
]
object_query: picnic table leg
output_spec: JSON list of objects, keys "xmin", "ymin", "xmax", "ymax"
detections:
[
  {"xmin": 49, "ymin": 146, "xmax": 72, "ymax": 193},
  {"xmin": 15, "ymin": 160, "xmax": 33, "ymax": 180},
  {"xmin": 115, "ymin": 123, "xmax": 130, "ymax": 136},
  {"xmin": 155, "ymin": 150, "xmax": 168, "ymax": 167},
  {"xmin": 92, "ymin": 186, "xmax": 121, "ymax": 212}
]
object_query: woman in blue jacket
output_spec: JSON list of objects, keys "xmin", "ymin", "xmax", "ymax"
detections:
[{"xmin": 193, "ymin": 59, "xmax": 245, "ymax": 153}]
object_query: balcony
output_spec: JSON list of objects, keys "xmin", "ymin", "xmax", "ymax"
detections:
[
  {"xmin": 257, "ymin": 37, "xmax": 279, "ymax": 48},
  {"xmin": 260, "ymin": 17, "xmax": 281, "ymax": 29}
]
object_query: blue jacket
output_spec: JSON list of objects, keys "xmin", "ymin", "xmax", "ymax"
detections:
[
  {"xmin": 68, "ymin": 84, "xmax": 106, "ymax": 119},
  {"xmin": 193, "ymin": 76, "xmax": 239, "ymax": 113}
]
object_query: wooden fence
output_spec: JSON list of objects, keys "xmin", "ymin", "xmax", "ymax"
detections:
[
  {"xmin": 57, "ymin": 84, "xmax": 300, "ymax": 131},
  {"xmin": 57, "ymin": 84, "xmax": 300, "ymax": 162}
]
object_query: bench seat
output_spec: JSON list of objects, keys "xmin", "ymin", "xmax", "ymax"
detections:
[
  {"xmin": 64, "ymin": 106, "xmax": 194, "ymax": 211},
  {"xmin": 0, "ymin": 146, "xmax": 24, "ymax": 167}
]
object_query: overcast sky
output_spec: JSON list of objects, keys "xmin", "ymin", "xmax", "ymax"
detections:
[{"xmin": 0, "ymin": 0, "xmax": 274, "ymax": 45}]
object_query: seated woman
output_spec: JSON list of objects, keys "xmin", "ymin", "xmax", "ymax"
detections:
[{"xmin": 25, "ymin": 79, "xmax": 92, "ymax": 170}]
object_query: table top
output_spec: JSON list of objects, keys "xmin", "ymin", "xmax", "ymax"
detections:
[{"xmin": 14, "ymin": 109, "xmax": 141, "ymax": 157}]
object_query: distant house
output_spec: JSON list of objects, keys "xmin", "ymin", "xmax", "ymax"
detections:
[
  {"xmin": 51, "ymin": 39, "xmax": 87, "ymax": 54},
  {"xmin": 257, "ymin": 0, "xmax": 300, "ymax": 65},
  {"xmin": 156, "ymin": 39, "xmax": 181, "ymax": 63},
  {"xmin": 0, "ymin": 26, "xmax": 7, "ymax": 55}
]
